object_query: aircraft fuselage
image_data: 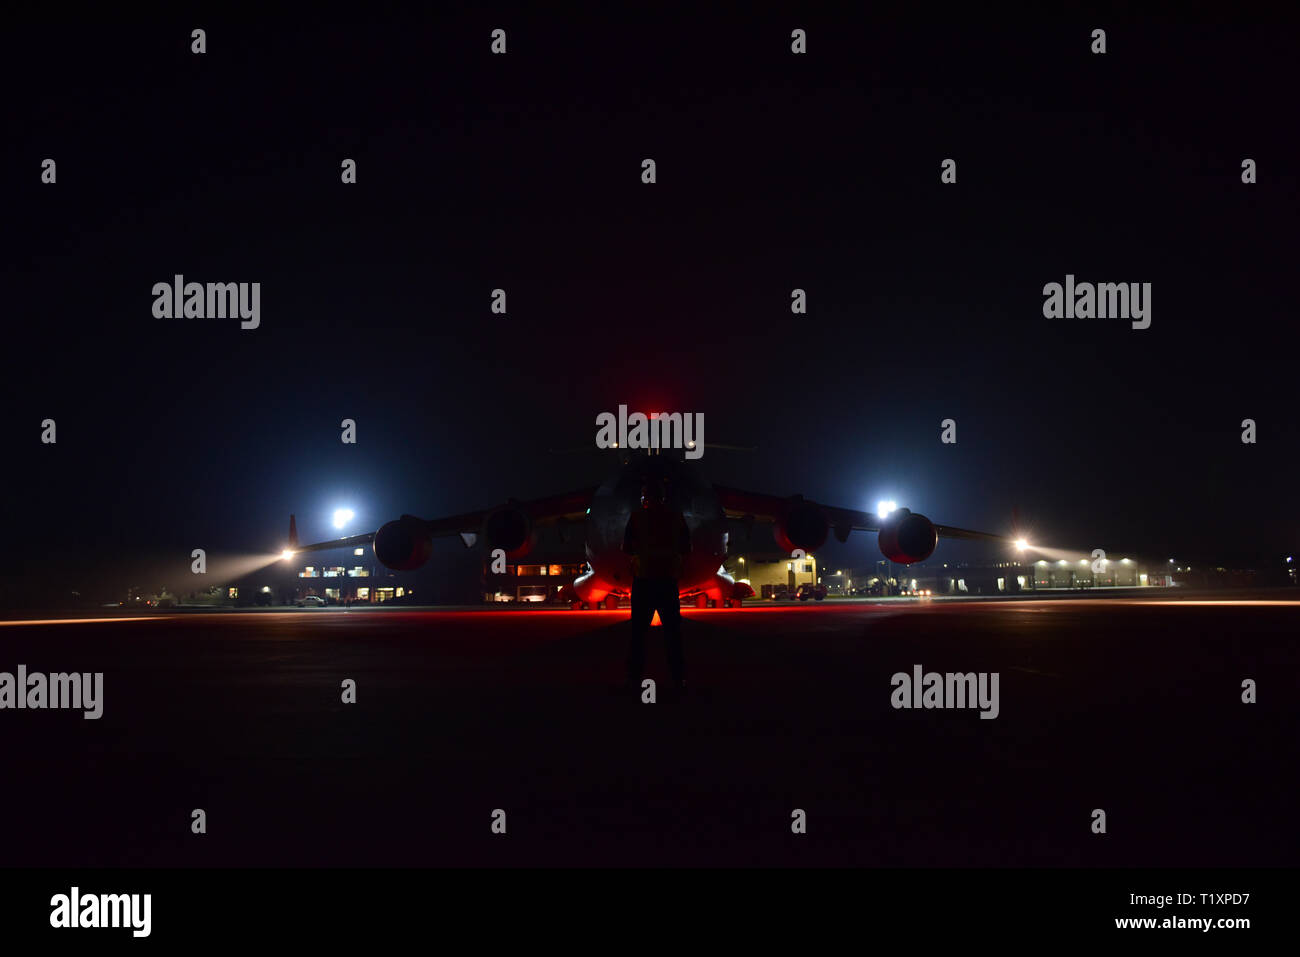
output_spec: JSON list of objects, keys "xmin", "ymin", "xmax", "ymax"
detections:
[{"xmin": 566, "ymin": 455, "xmax": 744, "ymax": 606}]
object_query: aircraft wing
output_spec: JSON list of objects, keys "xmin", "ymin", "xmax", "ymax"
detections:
[
  {"xmin": 713, "ymin": 485, "xmax": 1019, "ymax": 545},
  {"xmin": 289, "ymin": 532, "xmax": 377, "ymax": 555},
  {"xmin": 285, "ymin": 486, "xmax": 599, "ymax": 553},
  {"xmin": 929, "ymin": 523, "xmax": 1020, "ymax": 545}
]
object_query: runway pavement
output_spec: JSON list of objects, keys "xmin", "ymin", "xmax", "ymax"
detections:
[{"xmin": 2, "ymin": 594, "xmax": 1296, "ymax": 866}]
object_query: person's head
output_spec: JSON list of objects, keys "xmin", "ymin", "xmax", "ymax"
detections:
[{"xmin": 640, "ymin": 481, "xmax": 666, "ymax": 509}]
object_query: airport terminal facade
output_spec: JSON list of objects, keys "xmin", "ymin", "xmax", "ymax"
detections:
[
  {"xmin": 182, "ymin": 537, "xmax": 1243, "ymax": 609},
  {"xmin": 818, "ymin": 558, "xmax": 1172, "ymax": 596},
  {"xmin": 184, "ymin": 553, "xmax": 418, "ymax": 608},
  {"xmin": 481, "ymin": 550, "xmax": 1174, "ymax": 603},
  {"xmin": 482, "ymin": 553, "xmax": 1176, "ymax": 603}
]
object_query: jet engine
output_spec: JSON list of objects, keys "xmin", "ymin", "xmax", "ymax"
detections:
[
  {"xmin": 373, "ymin": 516, "xmax": 434, "ymax": 570},
  {"xmin": 774, "ymin": 500, "xmax": 828, "ymax": 554},
  {"xmin": 483, "ymin": 505, "xmax": 533, "ymax": 559},
  {"xmin": 877, "ymin": 509, "xmax": 938, "ymax": 564}
]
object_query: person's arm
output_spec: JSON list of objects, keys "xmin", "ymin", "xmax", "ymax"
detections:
[{"xmin": 623, "ymin": 513, "xmax": 637, "ymax": 554}]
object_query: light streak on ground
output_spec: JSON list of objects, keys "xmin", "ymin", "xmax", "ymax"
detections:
[
  {"xmin": 1126, "ymin": 600, "xmax": 1300, "ymax": 607},
  {"xmin": 0, "ymin": 616, "xmax": 173, "ymax": 626}
]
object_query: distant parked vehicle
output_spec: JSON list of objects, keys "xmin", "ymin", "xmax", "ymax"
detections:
[
  {"xmin": 795, "ymin": 583, "xmax": 827, "ymax": 601},
  {"xmin": 296, "ymin": 595, "xmax": 327, "ymax": 607}
]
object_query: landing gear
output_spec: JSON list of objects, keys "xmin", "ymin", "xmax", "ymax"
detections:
[
  {"xmin": 694, "ymin": 594, "xmax": 708, "ymax": 609},
  {"xmin": 570, "ymin": 600, "xmax": 588, "ymax": 610},
  {"xmin": 603, "ymin": 594, "xmax": 620, "ymax": 610}
]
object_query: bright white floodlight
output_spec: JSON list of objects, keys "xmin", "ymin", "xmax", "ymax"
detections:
[
  {"xmin": 1014, "ymin": 538, "xmax": 1028, "ymax": 551},
  {"xmin": 281, "ymin": 550, "xmax": 295, "ymax": 561},
  {"xmin": 876, "ymin": 500, "xmax": 898, "ymax": 519},
  {"xmin": 333, "ymin": 508, "xmax": 355, "ymax": 529}
]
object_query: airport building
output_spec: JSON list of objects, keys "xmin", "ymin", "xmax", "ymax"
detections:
[
  {"xmin": 182, "ymin": 551, "xmax": 420, "ymax": 607},
  {"xmin": 475, "ymin": 525, "xmax": 590, "ymax": 602},
  {"xmin": 293, "ymin": 554, "xmax": 391, "ymax": 604},
  {"xmin": 171, "ymin": 526, "xmax": 1288, "ymax": 609},
  {"xmin": 819, "ymin": 558, "xmax": 1171, "ymax": 596},
  {"xmin": 478, "ymin": 549, "xmax": 1170, "ymax": 603},
  {"xmin": 722, "ymin": 551, "xmax": 820, "ymax": 598},
  {"xmin": 483, "ymin": 557, "xmax": 590, "ymax": 603}
]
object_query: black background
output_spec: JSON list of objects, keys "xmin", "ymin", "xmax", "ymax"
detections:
[{"xmin": 2, "ymin": 6, "xmax": 1296, "ymax": 596}]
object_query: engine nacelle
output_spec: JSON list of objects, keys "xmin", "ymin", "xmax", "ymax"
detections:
[
  {"xmin": 877, "ymin": 510, "xmax": 938, "ymax": 565},
  {"xmin": 374, "ymin": 516, "xmax": 434, "ymax": 571},
  {"xmin": 483, "ymin": 506, "xmax": 533, "ymax": 559},
  {"xmin": 774, "ymin": 501, "xmax": 828, "ymax": 554}
]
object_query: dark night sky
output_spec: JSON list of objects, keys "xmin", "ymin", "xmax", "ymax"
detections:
[{"xmin": 2, "ymin": 8, "xmax": 1296, "ymax": 599}]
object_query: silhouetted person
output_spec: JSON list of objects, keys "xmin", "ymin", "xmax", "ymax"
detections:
[{"xmin": 622, "ymin": 480, "xmax": 692, "ymax": 694}]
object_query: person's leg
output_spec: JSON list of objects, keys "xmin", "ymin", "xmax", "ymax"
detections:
[
  {"xmin": 626, "ymin": 579, "xmax": 652, "ymax": 684},
  {"xmin": 658, "ymin": 580, "xmax": 686, "ymax": 683}
]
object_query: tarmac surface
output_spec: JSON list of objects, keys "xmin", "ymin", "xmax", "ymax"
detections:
[{"xmin": 2, "ymin": 593, "xmax": 1296, "ymax": 866}]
